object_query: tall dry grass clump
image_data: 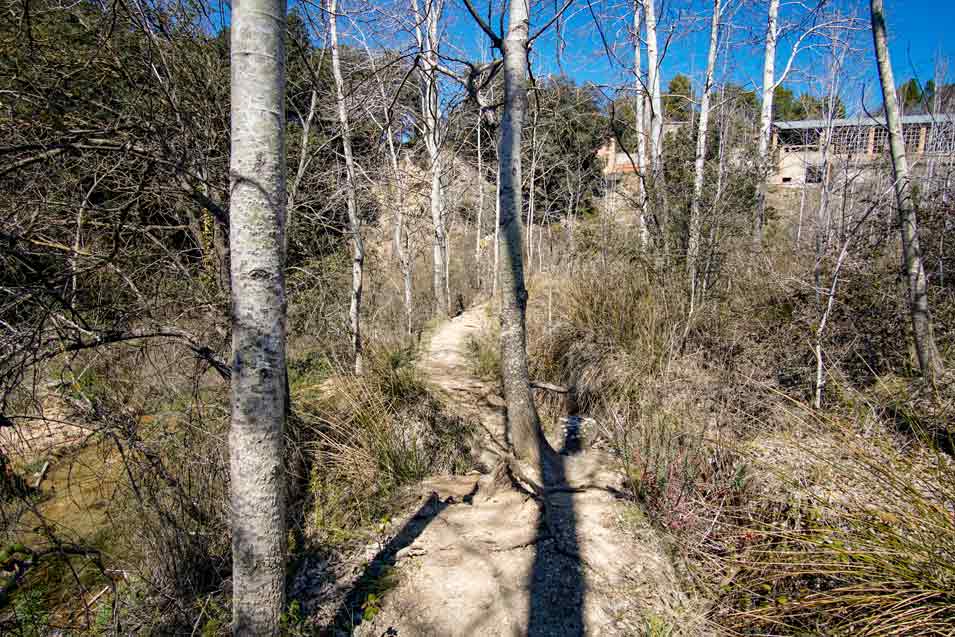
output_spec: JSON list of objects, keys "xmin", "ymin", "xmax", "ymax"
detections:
[
  {"xmin": 712, "ymin": 403, "xmax": 955, "ymax": 636},
  {"xmin": 531, "ymin": 261, "xmax": 682, "ymax": 411},
  {"xmin": 297, "ymin": 343, "xmax": 474, "ymax": 538}
]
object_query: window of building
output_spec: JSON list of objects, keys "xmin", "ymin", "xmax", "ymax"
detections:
[
  {"xmin": 872, "ymin": 127, "xmax": 889, "ymax": 154},
  {"xmin": 806, "ymin": 164, "xmax": 824, "ymax": 183},
  {"xmin": 902, "ymin": 124, "xmax": 922, "ymax": 152}
]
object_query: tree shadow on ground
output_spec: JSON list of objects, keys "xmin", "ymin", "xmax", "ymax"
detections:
[
  {"xmin": 324, "ymin": 486, "xmax": 472, "ymax": 633},
  {"xmin": 527, "ymin": 412, "xmax": 585, "ymax": 636}
]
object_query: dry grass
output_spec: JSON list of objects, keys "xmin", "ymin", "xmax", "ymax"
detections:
[
  {"xmin": 296, "ymin": 343, "xmax": 475, "ymax": 539},
  {"xmin": 712, "ymin": 404, "xmax": 955, "ymax": 636},
  {"xmin": 526, "ymin": 237, "xmax": 955, "ymax": 636}
]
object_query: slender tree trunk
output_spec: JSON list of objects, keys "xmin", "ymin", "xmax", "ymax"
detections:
[
  {"xmin": 288, "ymin": 88, "xmax": 319, "ymax": 251},
  {"xmin": 228, "ymin": 0, "xmax": 287, "ymax": 630},
  {"xmin": 498, "ymin": 0, "xmax": 553, "ymax": 469},
  {"xmin": 633, "ymin": 0, "xmax": 649, "ymax": 245},
  {"xmin": 493, "ymin": 157, "xmax": 501, "ymax": 299},
  {"xmin": 476, "ymin": 115, "xmax": 484, "ymax": 263},
  {"xmin": 870, "ymin": 0, "xmax": 944, "ymax": 381},
  {"xmin": 754, "ymin": 0, "xmax": 779, "ymax": 248},
  {"xmin": 815, "ymin": 236, "xmax": 851, "ymax": 408},
  {"xmin": 644, "ymin": 0, "xmax": 662, "ymax": 167},
  {"xmin": 526, "ymin": 108, "xmax": 539, "ymax": 267},
  {"xmin": 386, "ymin": 143, "xmax": 413, "ymax": 335},
  {"xmin": 414, "ymin": 0, "xmax": 450, "ymax": 317},
  {"xmin": 688, "ymin": 0, "xmax": 721, "ymax": 311},
  {"xmin": 643, "ymin": 0, "xmax": 667, "ymax": 251},
  {"xmin": 388, "ymin": 153, "xmax": 413, "ymax": 335},
  {"xmin": 795, "ymin": 180, "xmax": 807, "ymax": 245},
  {"xmin": 430, "ymin": 153, "xmax": 449, "ymax": 315},
  {"xmin": 329, "ymin": 0, "xmax": 364, "ymax": 374}
]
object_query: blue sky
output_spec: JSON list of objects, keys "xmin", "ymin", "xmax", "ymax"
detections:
[
  {"xmin": 433, "ymin": 0, "xmax": 955, "ymax": 113},
  {"xmin": 257, "ymin": 0, "xmax": 954, "ymax": 113}
]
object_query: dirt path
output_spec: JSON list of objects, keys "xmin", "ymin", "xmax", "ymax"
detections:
[{"xmin": 339, "ymin": 306, "xmax": 698, "ymax": 636}]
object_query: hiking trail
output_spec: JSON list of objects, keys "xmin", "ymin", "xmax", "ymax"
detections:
[{"xmin": 300, "ymin": 304, "xmax": 697, "ymax": 635}]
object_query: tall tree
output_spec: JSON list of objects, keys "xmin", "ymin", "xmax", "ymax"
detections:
[
  {"xmin": 664, "ymin": 73, "xmax": 693, "ymax": 121},
  {"xmin": 228, "ymin": 0, "xmax": 288, "ymax": 631},
  {"xmin": 497, "ymin": 0, "xmax": 550, "ymax": 469},
  {"xmin": 461, "ymin": 0, "xmax": 559, "ymax": 470},
  {"xmin": 753, "ymin": 1, "xmax": 849, "ymax": 246},
  {"xmin": 687, "ymin": 0, "xmax": 722, "ymax": 312},
  {"xmin": 329, "ymin": 0, "xmax": 365, "ymax": 374},
  {"xmin": 643, "ymin": 0, "xmax": 664, "ymax": 166},
  {"xmin": 870, "ymin": 0, "xmax": 944, "ymax": 381},
  {"xmin": 411, "ymin": 0, "xmax": 451, "ymax": 317},
  {"xmin": 632, "ymin": 0, "xmax": 650, "ymax": 244},
  {"xmin": 753, "ymin": 0, "xmax": 779, "ymax": 249}
]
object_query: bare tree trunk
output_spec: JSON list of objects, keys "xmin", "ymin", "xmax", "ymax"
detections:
[
  {"xmin": 795, "ymin": 180, "xmax": 807, "ymax": 245},
  {"xmin": 329, "ymin": 0, "xmax": 364, "ymax": 374},
  {"xmin": 754, "ymin": 0, "xmax": 779, "ymax": 249},
  {"xmin": 643, "ymin": 0, "xmax": 668, "ymax": 252},
  {"xmin": 475, "ymin": 115, "xmax": 484, "ymax": 263},
  {"xmin": 493, "ymin": 157, "xmax": 501, "ymax": 299},
  {"xmin": 288, "ymin": 88, "xmax": 319, "ymax": 249},
  {"xmin": 688, "ymin": 0, "xmax": 721, "ymax": 311},
  {"xmin": 228, "ymin": 0, "xmax": 287, "ymax": 630},
  {"xmin": 644, "ymin": 0, "xmax": 663, "ymax": 167},
  {"xmin": 386, "ymin": 136, "xmax": 413, "ymax": 336},
  {"xmin": 379, "ymin": 111, "xmax": 413, "ymax": 335},
  {"xmin": 815, "ymin": 236, "xmax": 851, "ymax": 408},
  {"xmin": 870, "ymin": 0, "xmax": 944, "ymax": 381},
  {"xmin": 632, "ymin": 0, "xmax": 649, "ymax": 245},
  {"xmin": 498, "ymin": 0, "xmax": 553, "ymax": 469},
  {"xmin": 526, "ymin": 106, "xmax": 539, "ymax": 267},
  {"xmin": 414, "ymin": 0, "xmax": 450, "ymax": 317}
]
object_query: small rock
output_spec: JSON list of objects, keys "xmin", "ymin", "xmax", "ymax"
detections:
[{"xmin": 485, "ymin": 393, "xmax": 505, "ymax": 407}]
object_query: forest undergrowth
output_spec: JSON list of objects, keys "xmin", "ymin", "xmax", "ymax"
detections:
[{"xmin": 495, "ymin": 228, "xmax": 955, "ymax": 636}]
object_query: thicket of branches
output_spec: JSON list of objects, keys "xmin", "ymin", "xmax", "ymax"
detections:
[{"xmin": 1, "ymin": 0, "xmax": 954, "ymax": 633}]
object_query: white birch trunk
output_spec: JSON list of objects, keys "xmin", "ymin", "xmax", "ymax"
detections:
[
  {"xmin": 870, "ymin": 0, "xmax": 944, "ymax": 380},
  {"xmin": 493, "ymin": 158, "xmax": 501, "ymax": 299},
  {"xmin": 413, "ymin": 0, "xmax": 450, "ymax": 317},
  {"xmin": 633, "ymin": 0, "xmax": 649, "ymax": 245},
  {"xmin": 228, "ymin": 0, "xmax": 288, "ymax": 630},
  {"xmin": 329, "ymin": 0, "xmax": 364, "ymax": 374},
  {"xmin": 687, "ymin": 0, "xmax": 721, "ymax": 311},
  {"xmin": 475, "ymin": 115, "xmax": 484, "ymax": 263},
  {"xmin": 644, "ymin": 0, "xmax": 663, "ymax": 166},
  {"xmin": 497, "ymin": 0, "xmax": 552, "ymax": 469},
  {"xmin": 754, "ymin": 0, "xmax": 779, "ymax": 248}
]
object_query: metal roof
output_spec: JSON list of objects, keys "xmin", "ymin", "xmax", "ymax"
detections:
[{"xmin": 774, "ymin": 113, "xmax": 955, "ymax": 130}]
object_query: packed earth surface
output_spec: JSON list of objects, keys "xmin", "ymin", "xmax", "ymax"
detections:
[{"xmin": 295, "ymin": 306, "xmax": 699, "ymax": 635}]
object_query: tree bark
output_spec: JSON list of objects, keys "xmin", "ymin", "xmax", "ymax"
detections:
[
  {"xmin": 632, "ymin": 0, "xmax": 649, "ymax": 245},
  {"xmin": 688, "ymin": 0, "xmax": 721, "ymax": 311},
  {"xmin": 475, "ymin": 115, "xmax": 484, "ymax": 265},
  {"xmin": 498, "ymin": 0, "xmax": 554, "ymax": 470},
  {"xmin": 228, "ymin": 0, "xmax": 288, "ymax": 630},
  {"xmin": 870, "ymin": 0, "xmax": 944, "ymax": 381},
  {"xmin": 413, "ymin": 0, "xmax": 450, "ymax": 317},
  {"xmin": 644, "ymin": 0, "xmax": 663, "ymax": 167},
  {"xmin": 753, "ymin": 0, "xmax": 779, "ymax": 249},
  {"xmin": 329, "ymin": 0, "xmax": 365, "ymax": 374},
  {"xmin": 643, "ymin": 0, "xmax": 667, "ymax": 251}
]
